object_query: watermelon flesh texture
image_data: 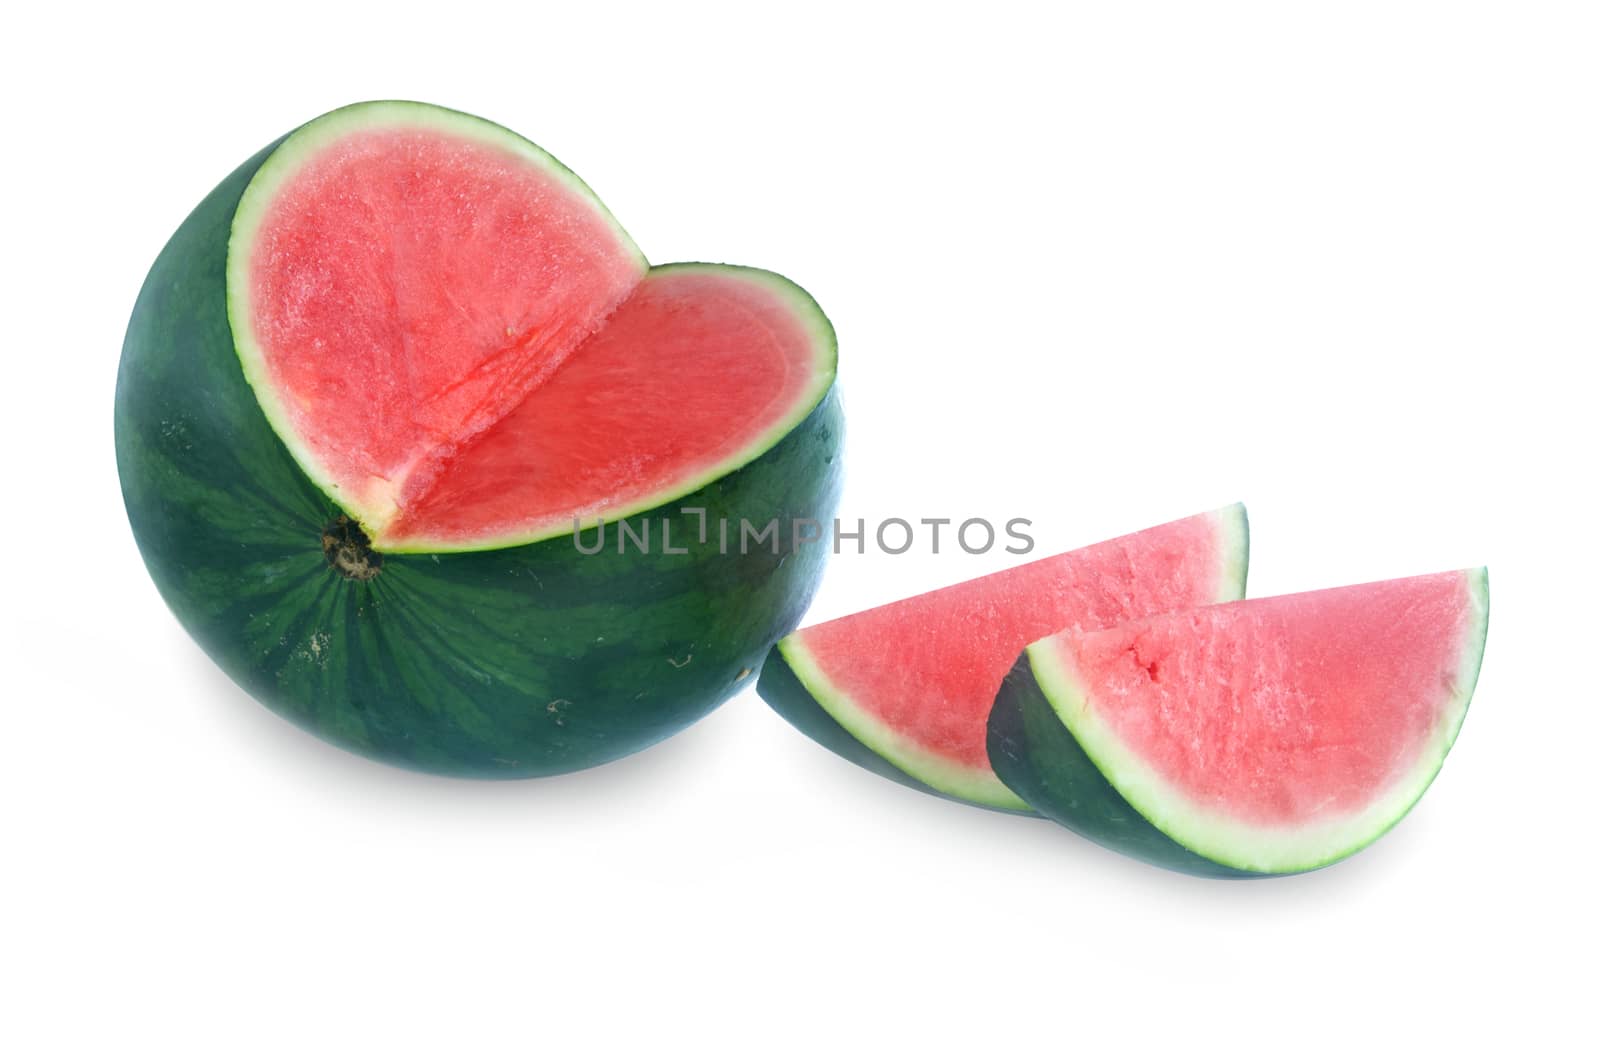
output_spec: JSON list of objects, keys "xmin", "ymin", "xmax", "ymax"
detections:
[
  {"xmin": 760, "ymin": 506, "xmax": 1250, "ymax": 810},
  {"xmin": 991, "ymin": 569, "xmax": 1489, "ymax": 874},
  {"xmin": 230, "ymin": 103, "xmax": 832, "ymax": 549},
  {"xmin": 384, "ymin": 268, "xmax": 831, "ymax": 548}
]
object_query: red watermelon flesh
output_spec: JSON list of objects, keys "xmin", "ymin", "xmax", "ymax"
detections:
[
  {"xmin": 1027, "ymin": 568, "xmax": 1489, "ymax": 868},
  {"xmin": 382, "ymin": 268, "xmax": 828, "ymax": 548},
  {"xmin": 228, "ymin": 104, "xmax": 833, "ymax": 550},
  {"xmin": 775, "ymin": 506, "xmax": 1249, "ymax": 809}
]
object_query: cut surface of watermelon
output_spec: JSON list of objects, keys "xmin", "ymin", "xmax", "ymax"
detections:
[
  {"xmin": 992, "ymin": 569, "xmax": 1489, "ymax": 874},
  {"xmin": 759, "ymin": 506, "xmax": 1249, "ymax": 810},
  {"xmin": 227, "ymin": 101, "xmax": 833, "ymax": 550},
  {"xmin": 381, "ymin": 266, "xmax": 833, "ymax": 549}
]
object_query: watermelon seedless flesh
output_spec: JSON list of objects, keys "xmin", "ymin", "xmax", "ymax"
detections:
[
  {"xmin": 116, "ymin": 101, "xmax": 841, "ymax": 776},
  {"xmin": 758, "ymin": 507, "xmax": 1249, "ymax": 811},
  {"xmin": 988, "ymin": 570, "xmax": 1490, "ymax": 875}
]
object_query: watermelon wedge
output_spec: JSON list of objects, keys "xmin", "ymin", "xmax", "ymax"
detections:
[
  {"xmin": 116, "ymin": 101, "xmax": 840, "ymax": 776},
  {"xmin": 988, "ymin": 570, "xmax": 1490, "ymax": 875},
  {"xmin": 758, "ymin": 506, "xmax": 1249, "ymax": 811}
]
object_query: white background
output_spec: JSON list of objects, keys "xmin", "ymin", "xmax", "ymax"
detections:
[{"xmin": 4, "ymin": 2, "xmax": 1596, "ymax": 1059}]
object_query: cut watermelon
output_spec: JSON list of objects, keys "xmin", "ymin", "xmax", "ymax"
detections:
[
  {"xmin": 227, "ymin": 102, "xmax": 832, "ymax": 550},
  {"xmin": 757, "ymin": 507, "xmax": 1249, "ymax": 811},
  {"xmin": 988, "ymin": 570, "xmax": 1490, "ymax": 875},
  {"xmin": 116, "ymin": 101, "xmax": 840, "ymax": 776}
]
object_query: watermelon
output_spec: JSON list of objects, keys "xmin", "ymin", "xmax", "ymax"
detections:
[
  {"xmin": 758, "ymin": 506, "xmax": 1250, "ymax": 811},
  {"xmin": 988, "ymin": 569, "xmax": 1490, "ymax": 876},
  {"xmin": 115, "ymin": 101, "xmax": 841, "ymax": 777}
]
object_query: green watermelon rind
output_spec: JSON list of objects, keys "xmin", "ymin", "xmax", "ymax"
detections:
[
  {"xmin": 116, "ymin": 107, "xmax": 843, "ymax": 778},
  {"xmin": 758, "ymin": 505, "xmax": 1251, "ymax": 814},
  {"xmin": 991, "ymin": 568, "xmax": 1490, "ymax": 876}
]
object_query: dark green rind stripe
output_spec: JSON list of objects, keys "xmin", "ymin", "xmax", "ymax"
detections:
[
  {"xmin": 757, "ymin": 647, "xmax": 1038, "ymax": 816},
  {"xmin": 116, "ymin": 133, "xmax": 842, "ymax": 778},
  {"xmin": 987, "ymin": 654, "xmax": 1277, "ymax": 878}
]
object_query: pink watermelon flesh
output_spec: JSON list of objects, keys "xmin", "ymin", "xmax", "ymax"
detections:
[
  {"xmin": 233, "ymin": 108, "xmax": 830, "ymax": 549},
  {"xmin": 1030, "ymin": 568, "xmax": 1488, "ymax": 866},
  {"xmin": 383, "ymin": 269, "xmax": 823, "ymax": 546},
  {"xmin": 782, "ymin": 506, "xmax": 1247, "ymax": 807}
]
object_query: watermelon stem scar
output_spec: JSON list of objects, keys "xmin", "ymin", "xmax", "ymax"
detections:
[{"xmin": 321, "ymin": 516, "xmax": 382, "ymax": 581}]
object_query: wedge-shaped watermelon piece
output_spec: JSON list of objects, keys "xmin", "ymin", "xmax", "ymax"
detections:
[
  {"xmin": 758, "ymin": 506, "xmax": 1249, "ymax": 811},
  {"xmin": 116, "ymin": 101, "xmax": 840, "ymax": 776},
  {"xmin": 989, "ymin": 569, "xmax": 1490, "ymax": 875}
]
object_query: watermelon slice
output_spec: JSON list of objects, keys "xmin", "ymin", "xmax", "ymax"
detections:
[
  {"xmin": 988, "ymin": 569, "xmax": 1490, "ymax": 875},
  {"xmin": 758, "ymin": 506, "xmax": 1249, "ymax": 811},
  {"xmin": 116, "ymin": 101, "xmax": 841, "ymax": 776}
]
